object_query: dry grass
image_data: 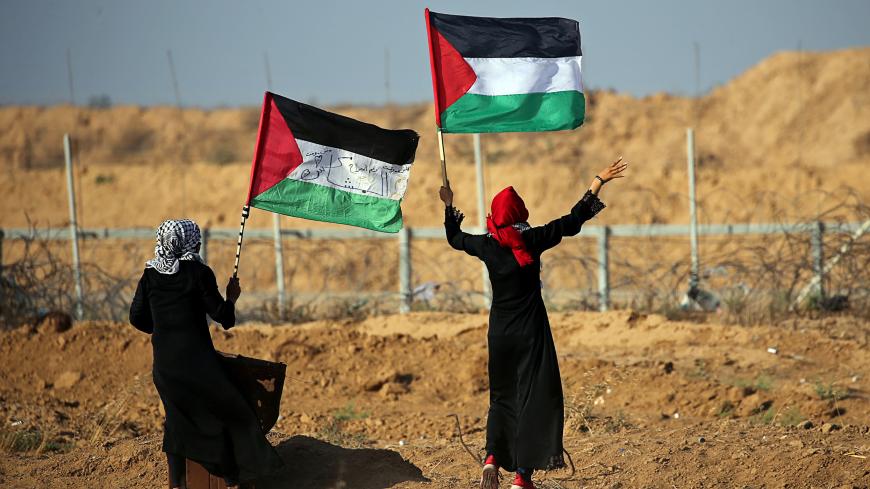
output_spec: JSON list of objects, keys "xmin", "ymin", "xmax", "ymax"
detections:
[
  {"xmin": 564, "ymin": 366, "xmax": 633, "ymax": 436},
  {"xmin": 0, "ymin": 426, "xmax": 73, "ymax": 455},
  {"xmin": 87, "ymin": 373, "xmax": 146, "ymax": 446}
]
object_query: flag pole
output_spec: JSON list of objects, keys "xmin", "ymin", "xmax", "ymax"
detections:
[
  {"xmin": 235, "ymin": 92, "xmax": 270, "ymax": 278},
  {"xmin": 232, "ymin": 205, "xmax": 250, "ymax": 278},
  {"xmin": 437, "ymin": 127, "xmax": 448, "ymax": 187},
  {"xmin": 426, "ymin": 9, "xmax": 448, "ymax": 188}
]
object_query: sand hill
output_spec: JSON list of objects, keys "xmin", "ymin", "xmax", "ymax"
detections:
[{"xmin": 0, "ymin": 48, "xmax": 867, "ymax": 231}]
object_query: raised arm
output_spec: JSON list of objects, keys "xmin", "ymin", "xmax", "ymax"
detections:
[
  {"xmin": 441, "ymin": 185, "xmax": 487, "ymax": 258},
  {"xmin": 129, "ymin": 273, "xmax": 154, "ymax": 334},
  {"xmin": 524, "ymin": 157, "xmax": 628, "ymax": 253},
  {"xmin": 200, "ymin": 266, "xmax": 238, "ymax": 330}
]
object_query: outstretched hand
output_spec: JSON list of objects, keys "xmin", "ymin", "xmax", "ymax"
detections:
[
  {"xmin": 439, "ymin": 184, "xmax": 454, "ymax": 207},
  {"xmin": 598, "ymin": 157, "xmax": 629, "ymax": 182},
  {"xmin": 226, "ymin": 277, "xmax": 241, "ymax": 304}
]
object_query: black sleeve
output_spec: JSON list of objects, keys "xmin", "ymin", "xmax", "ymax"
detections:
[
  {"xmin": 523, "ymin": 190, "xmax": 606, "ymax": 253},
  {"xmin": 199, "ymin": 265, "xmax": 236, "ymax": 330},
  {"xmin": 129, "ymin": 273, "xmax": 154, "ymax": 334},
  {"xmin": 444, "ymin": 206, "xmax": 487, "ymax": 258}
]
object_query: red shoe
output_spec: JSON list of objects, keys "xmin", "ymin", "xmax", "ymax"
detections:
[
  {"xmin": 480, "ymin": 455, "xmax": 499, "ymax": 489},
  {"xmin": 510, "ymin": 472, "xmax": 535, "ymax": 489}
]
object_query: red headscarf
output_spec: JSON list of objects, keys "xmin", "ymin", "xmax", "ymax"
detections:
[{"xmin": 486, "ymin": 186, "xmax": 534, "ymax": 267}]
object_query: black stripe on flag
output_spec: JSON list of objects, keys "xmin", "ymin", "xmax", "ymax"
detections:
[
  {"xmin": 271, "ymin": 93, "xmax": 420, "ymax": 166},
  {"xmin": 429, "ymin": 11, "xmax": 581, "ymax": 59}
]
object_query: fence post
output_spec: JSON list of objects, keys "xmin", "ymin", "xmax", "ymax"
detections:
[
  {"xmin": 473, "ymin": 133, "xmax": 492, "ymax": 306},
  {"xmin": 398, "ymin": 226, "xmax": 411, "ymax": 313},
  {"xmin": 686, "ymin": 128, "xmax": 700, "ymax": 293},
  {"xmin": 272, "ymin": 214, "xmax": 286, "ymax": 319},
  {"xmin": 811, "ymin": 221, "xmax": 825, "ymax": 299},
  {"xmin": 64, "ymin": 134, "xmax": 84, "ymax": 320},
  {"xmin": 597, "ymin": 226, "xmax": 611, "ymax": 312},
  {"xmin": 200, "ymin": 228, "xmax": 209, "ymax": 264}
]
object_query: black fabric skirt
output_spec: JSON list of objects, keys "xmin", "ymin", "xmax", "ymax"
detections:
[
  {"xmin": 485, "ymin": 325, "xmax": 565, "ymax": 471},
  {"xmin": 153, "ymin": 330, "xmax": 284, "ymax": 482}
]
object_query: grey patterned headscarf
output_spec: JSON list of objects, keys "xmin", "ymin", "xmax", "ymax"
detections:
[
  {"xmin": 487, "ymin": 222, "xmax": 531, "ymax": 237},
  {"xmin": 146, "ymin": 219, "xmax": 204, "ymax": 275}
]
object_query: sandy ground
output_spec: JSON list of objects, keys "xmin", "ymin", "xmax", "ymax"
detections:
[
  {"xmin": 1, "ymin": 47, "xmax": 868, "ymax": 489},
  {"xmin": 0, "ymin": 311, "xmax": 867, "ymax": 488}
]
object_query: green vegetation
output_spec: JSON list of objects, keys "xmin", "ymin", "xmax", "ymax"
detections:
[
  {"xmin": 732, "ymin": 373, "xmax": 774, "ymax": 391},
  {"xmin": 687, "ymin": 359, "xmax": 710, "ymax": 380},
  {"xmin": 333, "ymin": 402, "xmax": 369, "ymax": 421},
  {"xmin": 753, "ymin": 406, "xmax": 804, "ymax": 427},
  {"xmin": 94, "ymin": 173, "xmax": 116, "ymax": 185},
  {"xmin": 814, "ymin": 381, "xmax": 848, "ymax": 402},
  {"xmin": 0, "ymin": 428, "xmax": 74, "ymax": 454},
  {"xmin": 603, "ymin": 410, "xmax": 632, "ymax": 433},
  {"xmin": 716, "ymin": 401, "xmax": 735, "ymax": 418},
  {"xmin": 777, "ymin": 407, "xmax": 805, "ymax": 427},
  {"xmin": 316, "ymin": 403, "xmax": 370, "ymax": 448}
]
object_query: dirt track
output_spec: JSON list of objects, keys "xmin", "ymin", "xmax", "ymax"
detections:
[{"xmin": 1, "ymin": 311, "xmax": 867, "ymax": 487}]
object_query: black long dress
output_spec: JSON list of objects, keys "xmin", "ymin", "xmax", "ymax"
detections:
[
  {"xmin": 444, "ymin": 190, "xmax": 605, "ymax": 471},
  {"xmin": 129, "ymin": 260, "xmax": 284, "ymax": 482}
]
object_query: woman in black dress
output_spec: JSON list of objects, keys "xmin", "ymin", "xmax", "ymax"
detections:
[
  {"xmin": 130, "ymin": 219, "xmax": 283, "ymax": 489},
  {"xmin": 440, "ymin": 158, "xmax": 627, "ymax": 489}
]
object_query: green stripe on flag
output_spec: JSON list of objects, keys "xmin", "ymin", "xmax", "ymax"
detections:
[
  {"xmin": 250, "ymin": 178, "xmax": 404, "ymax": 233},
  {"xmin": 442, "ymin": 90, "xmax": 585, "ymax": 133}
]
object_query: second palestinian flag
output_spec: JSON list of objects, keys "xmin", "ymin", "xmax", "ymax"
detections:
[
  {"xmin": 425, "ymin": 9, "xmax": 584, "ymax": 134},
  {"xmin": 246, "ymin": 92, "xmax": 419, "ymax": 233}
]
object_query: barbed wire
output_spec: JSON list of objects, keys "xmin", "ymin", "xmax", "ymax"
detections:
[{"xmin": 1, "ymin": 201, "xmax": 867, "ymax": 328}]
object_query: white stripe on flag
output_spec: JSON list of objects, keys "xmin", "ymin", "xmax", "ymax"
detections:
[
  {"xmin": 287, "ymin": 139, "xmax": 411, "ymax": 201},
  {"xmin": 465, "ymin": 56, "xmax": 583, "ymax": 96}
]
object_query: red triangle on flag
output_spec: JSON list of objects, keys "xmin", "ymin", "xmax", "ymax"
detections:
[
  {"xmin": 425, "ymin": 8, "xmax": 477, "ymax": 127},
  {"xmin": 246, "ymin": 93, "xmax": 304, "ymax": 204}
]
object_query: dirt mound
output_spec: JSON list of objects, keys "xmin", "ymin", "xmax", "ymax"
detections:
[
  {"xmin": 1, "ymin": 48, "xmax": 868, "ymax": 231},
  {"xmin": 354, "ymin": 312, "xmax": 487, "ymax": 339},
  {"xmin": 1, "ymin": 312, "xmax": 868, "ymax": 486}
]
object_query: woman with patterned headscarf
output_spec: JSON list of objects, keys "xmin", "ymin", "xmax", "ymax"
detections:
[
  {"xmin": 439, "ymin": 158, "xmax": 628, "ymax": 489},
  {"xmin": 130, "ymin": 219, "xmax": 283, "ymax": 489}
]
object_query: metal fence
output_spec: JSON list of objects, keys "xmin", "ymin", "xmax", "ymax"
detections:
[{"xmin": 1, "ymin": 219, "xmax": 866, "ymax": 322}]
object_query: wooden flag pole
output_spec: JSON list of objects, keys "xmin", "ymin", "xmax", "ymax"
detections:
[
  {"xmin": 437, "ymin": 127, "xmax": 448, "ymax": 187},
  {"xmin": 232, "ymin": 205, "xmax": 250, "ymax": 278}
]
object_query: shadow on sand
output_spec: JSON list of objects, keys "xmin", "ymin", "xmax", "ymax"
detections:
[{"xmin": 258, "ymin": 435, "xmax": 428, "ymax": 489}]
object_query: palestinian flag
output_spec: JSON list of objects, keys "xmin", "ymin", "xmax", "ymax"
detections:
[
  {"xmin": 245, "ymin": 92, "xmax": 419, "ymax": 233},
  {"xmin": 425, "ymin": 9, "xmax": 584, "ymax": 133}
]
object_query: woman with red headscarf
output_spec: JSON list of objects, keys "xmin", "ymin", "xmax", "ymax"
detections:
[{"xmin": 440, "ymin": 158, "xmax": 627, "ymax": 489}]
